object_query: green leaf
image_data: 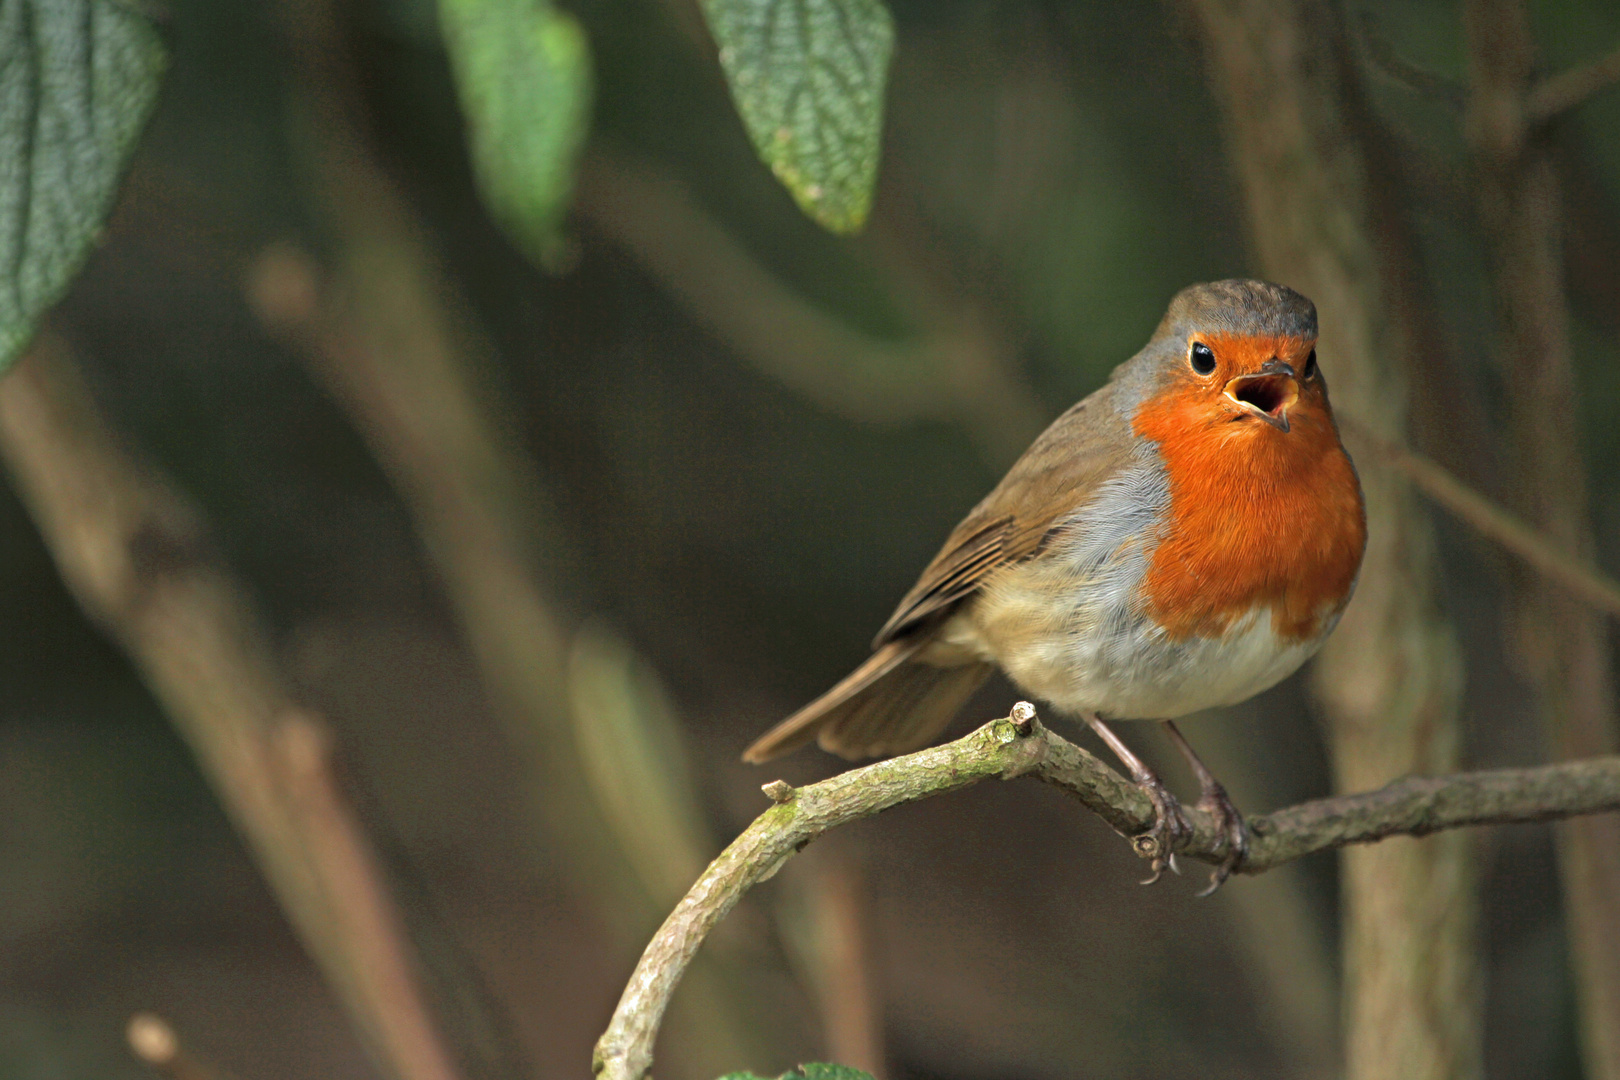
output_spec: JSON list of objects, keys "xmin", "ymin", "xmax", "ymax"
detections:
[
  {"xmin": 0, "ymin": 0, "xmax": 165, "ymax": 372},
  {"xmin": 796, "ymin": 1066, "xmax": 876, "ymax": 1080},
  {"xmin": 439, "ymin": 0, "xmax": 592, "ymax": 266},
  {"xmin": 703, "ymin": 0, "xmax": 894, "ymax": 234},
  {"xmin": 717, "ymin": 1065, "xmax": 876, "ymax": 1080}
]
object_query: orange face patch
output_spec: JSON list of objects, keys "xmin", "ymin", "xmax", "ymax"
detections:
[
  {"xmin": 1131, "ymin": 334, "xmax": 1367, "ymax": 643},
  {"xmin": 1199, "ymin": 333, "xmax": 1313, "ymax": 369}
]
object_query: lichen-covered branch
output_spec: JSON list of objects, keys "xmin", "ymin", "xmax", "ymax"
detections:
[{"xmin": 593, "ymin": 708, "xmax": 1620, "ymax": 1080}]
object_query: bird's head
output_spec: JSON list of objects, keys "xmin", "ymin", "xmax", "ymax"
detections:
[{"xmin": 1118, "ymin": 280, "xmax": 1340, "ymax": 455}]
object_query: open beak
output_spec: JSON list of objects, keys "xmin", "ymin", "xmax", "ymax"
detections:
[{"xmin": 1224, "ymin": 360, "xmax": 1300, "ymax": 432}]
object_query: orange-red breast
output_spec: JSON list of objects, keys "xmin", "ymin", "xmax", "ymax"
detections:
[{"xmin": 745, "ymin": 280, "xmax": 1368, "ymax": 887}]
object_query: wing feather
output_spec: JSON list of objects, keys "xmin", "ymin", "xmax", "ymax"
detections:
[
  {"xmin": 873, "ymin": 383, "xmax": 1137, "ymax": 645},
  {"xmin": 747, "ymin": 379, "xmax": 1142, "ymax": 764}
]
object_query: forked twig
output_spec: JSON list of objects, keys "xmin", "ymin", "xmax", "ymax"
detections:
[{"xmin": 1529, "ymin": 42, "xmax": 1620, "ymax": 125}]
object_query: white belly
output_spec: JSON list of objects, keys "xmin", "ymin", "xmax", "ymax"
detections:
[{"xmin": 935, "ymin": 575, "xmax": 1329, "ymax": 720}]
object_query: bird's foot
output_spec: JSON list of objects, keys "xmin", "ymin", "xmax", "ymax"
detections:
[
  {"xmin": 1084, "ymin": 713, "xmax": 1191, "ymax": 885},
  {"xmin": 1128, "ymin": 774, "xmax": 1191, "ymax": 885},
  {"xmin": 1158, "ymin": 719, "xmax": 1249, "ymax": 895},
  {"xmin": 1192, "ymin": 779, "xmax": 1249, "ymax": 897}
]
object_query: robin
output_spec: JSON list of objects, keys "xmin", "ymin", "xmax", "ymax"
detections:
[{"xmin": 744, "ymin": 280, "xmax": 1368, "ymax": 890}]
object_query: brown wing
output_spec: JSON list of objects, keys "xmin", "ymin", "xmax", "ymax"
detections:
[
  {"xmin": 743, "ymin": 380, "xmax": 1138, "ymax": 765},
  {"xmin": 872, "ymin": 380, "xmax": 1136, "ymax": 646}
]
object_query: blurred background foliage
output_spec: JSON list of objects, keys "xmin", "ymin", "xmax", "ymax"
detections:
[{"xmin": 1, "ymin": 0, "xmax": 1619, "ymax": 1078}]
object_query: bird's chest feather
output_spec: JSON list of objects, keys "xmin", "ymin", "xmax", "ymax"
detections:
[
  {"xmin": 947, "ymin": 401, "xmax": 1365, "ymax": 719},
  {"xmin": 1132, "ymin": 390, "xmax": 1367, "ymax": 644}
]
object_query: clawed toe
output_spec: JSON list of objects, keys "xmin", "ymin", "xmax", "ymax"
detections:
[
  {"xmin": 1130, "ymin": 776, "xmax": 1191, "ymax": 885},
  {"xmin": 1083, "ymin": 713, "xmax": 1195, "ymax": 886},
  {"xmin": 1193, "ymin": 780, "xmax": 1249, "ymax": 897}
]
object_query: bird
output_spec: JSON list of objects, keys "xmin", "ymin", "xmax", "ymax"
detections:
[{"xmin": 743, "ymin": 279, "xmax": 1368, "ymax": 891}]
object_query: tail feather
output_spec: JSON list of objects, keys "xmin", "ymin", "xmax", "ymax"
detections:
[
  {"xmin": 744, "ymin": 640, "xmax": 993, "ymax": 763},
  {"xmin": 818, "ymin": 660, "xmax": 993, "ymax": 759}
]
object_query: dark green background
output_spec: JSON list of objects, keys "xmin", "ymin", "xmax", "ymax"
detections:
[{"xmin": 2, "ymin": 0, "xmax": 1616, "ymax": 1077}]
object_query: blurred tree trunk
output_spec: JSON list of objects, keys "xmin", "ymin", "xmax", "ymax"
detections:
[
  {"xmin": 1463, "ymin": 4, "xmax": 1620, "ymax": 1076},
  {"xmin": 1187, "ymin": 3, "xmax": 1481, "ymax": 1079},
  {"xmin": 250, "ymin": 2, "xmax": 814, "ymax": 1075},
  {"xmin": 0, "ymin": 338, "xmax": 485, "ymax": 1080}
]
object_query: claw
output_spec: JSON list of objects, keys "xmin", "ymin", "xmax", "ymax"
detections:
[
  {"xmin": 1158, "ymin": 719, "xmax": 1250, "ymax": 896},
  {"xmin": 1140, "ymin": 850, "xmax": 1183, "ymax": 886},
  {"xmin": 1084, "ymin": 713, "xmax": 1195, "ymax": 885},
  {"xmin": 1192, "ymin": 779, "xmax": 1249, "ymax": 897},
  {"xmin": 1129, "ymin": 772, "xmax": 1191, "ymax": 886}
]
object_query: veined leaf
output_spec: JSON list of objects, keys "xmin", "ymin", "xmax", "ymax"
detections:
[
  {"xmin": 0, "ymin": 0, "xmax": 165, "ymax": 371},
  {"xmin": 703, "ymin": 0, "xmax": 894, "ymax": 234},
  {"xmin": 718, "ymin": 1064, "xmax": 877, "ymax": 1080},
  {"xmin": 440, "ymin": 0, "xmax": 591, "ymax": 265},
  {"xmin": 796, "ymin": 1066, "xmax": 877, "ymax": 1080}
]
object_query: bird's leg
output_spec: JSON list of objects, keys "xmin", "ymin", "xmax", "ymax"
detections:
[
  {"xmin": 1161, "ymin": 719, "xmax": 1249, "ymax": 895},
  {"xmin": 1084, "ymin": 714, "xmax": 1188, "ymax": 884}
]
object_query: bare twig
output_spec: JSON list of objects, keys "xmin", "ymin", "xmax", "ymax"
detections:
[
  {"xmin": 0, "ymin": 337, "xmax": 467, "ymax": 1080},
  {"xmin": 261, "ymin": 0, "xmax": 640, "ymax": 943},
  {"xmin": 273, "ymin": 717, "xmax": 463, "ymax": 1080},
  {"xmin": 1358, "ymin": 12, "xmax": 1467, "ymax": 108},
  {"xmin": 1341, "ymin": 419, "xmax": 1620, "ymax": 618},
  {"xmin": 778, "ymin": 850, "xmax": 886, "ymax": 1076},
  {"xmin": 1529, "ymin": 42, "xmax": 1620, "ymax": 126},
  {"xmin": 260, "ymin": 0, "xmax": 809, "ymax": 1067},
  {"xmin": 1357, "ymin": 10, "xmax": 1620, "ymax": 125},
  {"xmin": 593, "ymin": 708, "xmax": 1620, "ymax": 1080},
  {"xmin": 574, "ymin": 147, "xmax": 1048, "ymax": 463},
  {"xmin": 252, "ymin": 214, "xmax": 794, "ymax": 1078},
  {"xmin": 567, "ymin": 625, "xmax": 717, "ymax": 909}
]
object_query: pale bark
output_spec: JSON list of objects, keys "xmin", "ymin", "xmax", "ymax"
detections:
[{"xmin": 1463, "ymin": 3, "xmax": 1620, "ymax": 1074}]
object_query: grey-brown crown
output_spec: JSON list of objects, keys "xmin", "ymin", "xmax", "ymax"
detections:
[{"xmin": 1151, "ymin": 279, "xmax": 1317, "ymax": 342}]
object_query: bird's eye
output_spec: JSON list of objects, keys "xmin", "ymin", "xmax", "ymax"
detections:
[
  {"xmin": 1189, "ymin": 342, "xmax": 1216, "ymax": 375},
  {"xmin": 1303, "ymin": 349, "xmax": 1318, "ymax": 379}
]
